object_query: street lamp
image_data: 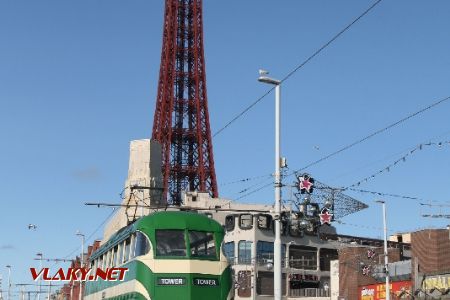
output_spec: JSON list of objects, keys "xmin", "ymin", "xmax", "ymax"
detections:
[
  {"xmin": 36, "ymin": 253, "xmax": 43, "ymax": 300},
  {"xmin": 258, "ymin": 69, "xmax": 282, "ymax": 300},
  {"xmin": 376, "ymin": 200, "xmax": 390, "ymax": 300},
  {"xmin": 5, "ymin": 266, "xmax": 11, "ymax": 300},
  {"xmin": 76, "ymin": 231, "xmax": 85, "ymax": 300}
]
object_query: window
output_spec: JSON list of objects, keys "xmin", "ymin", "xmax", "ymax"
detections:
[
  {"xmin": 256, "ymin": 272, "xmax": 287, "ymax": 296},
  {"xmin": 189, "ymin": 231, "xmax": 216, "ymax": 258},
  {"xmin": 156, "ymin": 230, "xmax": 187, "ymax": 257},
  {"xmin": 123, "ymin": 238, "xmax": 131, "ymax": 263},
  {"xmin": 105, "ymin": 251, "xmax": 111, "ymax": 268},
  {"xmin": 257, "ymin": 214, "xmax": 272, "ymax": 230},
  {"xmin": 109, "ymin": 250, "xmax": 114, "ymax": 267},
  {"xmin": 129, "ymin": 234, "xmax": 136, "ymax": 259},
  {"xmin": 135, "ymin": 231, "xmax": 151, "ymax": 257},
  {"xmin": 319, "ymin": 248, "xmax": 338, "ymax": 271},
  {"xmin": 238, "ymin": 241, "xmax": 252, "ymax": 264},
  {"xmin": 256, "ymin": 241, "xmax": 286, "ymax": 267},
  {"xmin": 239, "ymin": 214, "xmax": 253, "ymax": 230},
  {"xmin": 225, "ymin": 215, "xmax": 235, "ymax": 231},
  {"xmin": 111, "ymin": 246, "xmax": 118, "ymax": 267},
  {"xmin": 116, "ymin": 243, "xmax": 123, "ymax": 265},
  {"xmin": 223, "ymin": 242, "xmax": 235, "ymax": 263},
  {"xmin": 98, "ymin": 255, "xmax": 103, "ymax": 270},
  {"xmin": 272, "ymin": 219, "xmax": 288, "ymax": 235},
  {"xmin": 289, "ymin": 245, "xmax": 317, "ymax": 270},
  {"xmin": 237, "ymin": 271, "xmax": 252, "ymax": 298}
]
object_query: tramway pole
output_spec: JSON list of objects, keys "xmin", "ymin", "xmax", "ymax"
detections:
[
  {"xmin": 376, "ymin": 200, "xmax": 390, "ymax": 300},
  {"xmin": 76, "ymin": 231, "xmax": 85, "ymax": 300},
  {"xmin": 36, "ymin": 253, "xmax": 43, "ymax": 300},
  {"xmin": 6, "ymin": 265, "xmax": 11, "ymax": 300},
  {"xmin": 258, "ymin": 70, "xmax": 282, "ymax": 300}
]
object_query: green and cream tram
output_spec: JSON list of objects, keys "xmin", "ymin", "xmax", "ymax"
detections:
[{"xmin": 85, "ymin": 211, "xmax": 232, "ymax": 300}]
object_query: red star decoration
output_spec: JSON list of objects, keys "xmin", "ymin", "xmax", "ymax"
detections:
[
  {"xmin": 299, "ymin": 177, "xmax": 313, "ymax": 193},
  {"xmin": 319, "ymin": 209, "xmax": 333, "ymax": 225}
]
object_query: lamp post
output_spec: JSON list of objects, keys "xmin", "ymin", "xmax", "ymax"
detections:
[
  {"xmin": 36, "ymin": 253, "xmax": 43, "ymax": 300},
  {"xmin": 76, "ymin": 231, "xmax": 85, "ymax": 300},
  {"xmin": 5, "ymin": 266, "xmax": 11, "ymax": 300},
  {"xmin": 376, "ymin": 200, "xmax": 390, "ymax": 300},
  {"xmin": 258, "ymin": 70, "xmax": 282, "ymax": 300}
]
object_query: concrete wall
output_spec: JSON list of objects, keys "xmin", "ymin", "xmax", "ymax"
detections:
[
  {"xmin": 103, "ymin": 139, "xmax": 163, "ymax": 241},
  {"xmin": 330, "ymin": 260, "xmax": 339, "ymax": 300}
]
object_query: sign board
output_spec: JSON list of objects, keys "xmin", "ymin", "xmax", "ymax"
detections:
[
  {"xmin": 359, "ymin": 281, "xmax": 412, "ymax": 300},
  {"xmin": 157, "ymin": 277, "xmax": 186, "ymax": 285}
]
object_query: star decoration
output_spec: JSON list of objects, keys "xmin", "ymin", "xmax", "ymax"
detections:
[
  {"xmin": 362, "ymin": 265, "xmax": 371, "ymax": 276},
  {"xmin": 298, "ymin": 175, "xmax": 314, "ymax": 194},
  {"xmin": 319, "ymin": 208, "xmax": 333, "ymax": 225},
  {"xmin": 367, "ymin": 249, "xmax": 376, "ymax": 259}
]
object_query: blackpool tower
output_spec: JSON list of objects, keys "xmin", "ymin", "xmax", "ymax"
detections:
[{"xmin": 151, "ymin": 0, "xmax": 218, "ymax": 205}]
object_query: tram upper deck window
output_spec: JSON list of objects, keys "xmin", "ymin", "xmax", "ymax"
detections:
[
  {"xmin": 189, "ymin": 231, "xmax": 217, "ymax": 258},
  {"xmin": 239, "ymin": 214, "xmax": 253, "ymax": 230},
  {"xmin": 123, "ymin": 238, "xmax": 131, "ymax": 263},
  {"xmin": 225, "ymin": 215, "xmax": 235, "ymax": 231},
  {"xmin": 135, "ymin": 231, "xmax": 151, "ymax": 257},
  {"xmin": 156, "ymin": 230, "xmax": 187, "ymax": 257}
]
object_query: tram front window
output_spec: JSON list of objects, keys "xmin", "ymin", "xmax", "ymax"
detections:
[
  {"xmin": 189, "ymin": 231, "xmax": 216, "ymax": 258},
  {"xmin": 156, "ymin": 230, "xmax": 187, "ymax": 257}
]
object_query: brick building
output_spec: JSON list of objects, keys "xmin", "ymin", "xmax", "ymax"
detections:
[
  {"xmin": 57, "ymin": 240, "xmax": 101, "ymax": 300},
  {"xmin": 338, "ymin": 228, "xmax": 450, "ymax": 300},
  {"xmin": 338, "ymin": 246, "xmax": 405, "ymax": 300},
  {"xmin": 411, "ymin": 229, "xmax": 450, "ymax": 299}
]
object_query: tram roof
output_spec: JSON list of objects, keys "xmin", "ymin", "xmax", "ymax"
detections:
[
  {"xmin": 90, "ymin": 211, "xmax": 223, "ymax": 260},
  {"xmin": 135, "ymin": 211, "xmax": 223, "ymax": 232}
]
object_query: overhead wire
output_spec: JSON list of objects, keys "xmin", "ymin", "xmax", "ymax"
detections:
[
  {"xmin": 232, "ymin": 96, "xmax": 450, "ymax": 200},
  {"xmin": 213, "ymin": 0, "xmax": 384, "ymax": 138},
  {"xmin": 49, "ymin": 208, "xmax": 117, "ymax": 268},
  {"xmin": 344, "ymin": 140, "xmax": 450, "ymax": 189}
]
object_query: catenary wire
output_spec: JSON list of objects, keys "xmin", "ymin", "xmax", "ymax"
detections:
[
  {"xmin": 234, "ymin": 98, "xmax": 450, "ymax": 200},
  {"xmin": 213, "ymin": 0, "xmax": 383, "ymax": 138}
]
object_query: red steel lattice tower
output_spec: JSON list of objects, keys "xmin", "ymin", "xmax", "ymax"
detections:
[{"xmin": 152, "ymin": 0, "xmax": 218, "ymax": 205}]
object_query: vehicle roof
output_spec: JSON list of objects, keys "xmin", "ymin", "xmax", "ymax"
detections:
[
  {"xmin": 90, "ymin": 211, "xmax": 223, "ymax": 260},
  {"xmin": 136, "ymin": 211, "xmax": 223, "ymax": 232}
]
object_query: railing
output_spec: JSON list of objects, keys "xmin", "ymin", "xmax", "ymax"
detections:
[
  {"xmin": 289, "ymin": 288, "xmax": 330, "ymax": 297},
  {"xmin": 289, "ymin": 258, "xmax": 317, "ymax": 270}
]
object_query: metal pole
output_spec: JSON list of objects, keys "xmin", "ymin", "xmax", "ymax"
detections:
[
  {"xmin": 47, "ymin": 282, "xmax": 51, "ymax": 300},
  {"xmin": 6, "ymin": 266, "xmax": 11, "ymax": 300},
  {"xmin": 76, "ymin": 232, "xmax": 85, "ymax": 300},
  {"xmin": 258, "ymin": 71, "xmax": 282, "ymax": 300},
  {"xmin": 274, "ymin": 83, "xmax": 282, "ymax": 300},
  {"xmin": 37, "ymin": 254, "xmax": 42, "ymax": 300},
  {"xmin": 377, "ymin": 200, "xmax": 390, "ymax": 300}
]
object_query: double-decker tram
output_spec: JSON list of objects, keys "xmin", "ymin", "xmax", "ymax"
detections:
[{"xmin": 85, "ymin": 211, "xmax": 233, "ymax": 300}]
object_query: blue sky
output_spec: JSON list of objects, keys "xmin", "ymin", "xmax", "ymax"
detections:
[{"xmin": 1, "ymin": 0, "xmax": 450, "ymax": 290}]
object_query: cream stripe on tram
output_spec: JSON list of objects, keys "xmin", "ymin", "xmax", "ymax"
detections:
[
  {"xmin": 84, "ymin": 279, "xmax": 150, "ymax": 300},
  {"xmin": 137, "ymin": 257, "xmax": 228, "ymax": 275}
]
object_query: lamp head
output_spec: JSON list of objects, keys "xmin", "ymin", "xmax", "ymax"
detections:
[{"xmin": 259, "ymin": 69, "xmax": 269, "ymax": 76}]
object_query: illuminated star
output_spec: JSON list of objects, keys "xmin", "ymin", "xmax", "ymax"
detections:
[
  {"xmin": 298, "ymin": 176, "xmax": 313, "ymax": 193},
  {"xmin": 319, "ymin": 209, "xmax": 333, "ymax": 225}
]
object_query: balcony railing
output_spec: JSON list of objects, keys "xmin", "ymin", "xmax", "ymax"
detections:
[{"xmin": 289, "ymin": 288, "xmax": 330, "ymax": 297}]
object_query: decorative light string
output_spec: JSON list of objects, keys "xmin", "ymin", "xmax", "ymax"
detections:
[{"xmin": 345, "ymin": 141, "xmax": 450, "ymax": 189}]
